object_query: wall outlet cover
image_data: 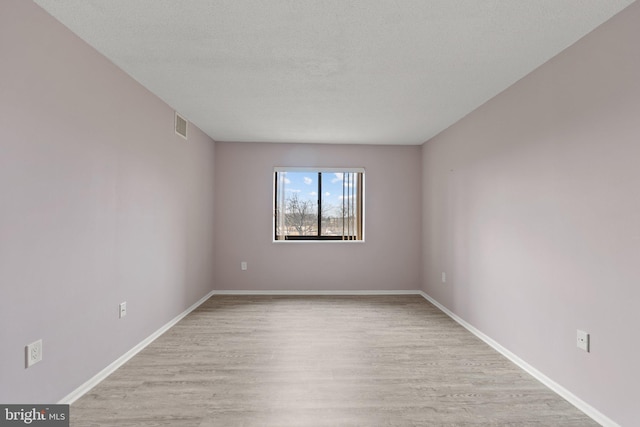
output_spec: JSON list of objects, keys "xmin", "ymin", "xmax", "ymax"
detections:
[{"xmin": 26, "ymin": 339, "xmax": 43, "ymax": 368}]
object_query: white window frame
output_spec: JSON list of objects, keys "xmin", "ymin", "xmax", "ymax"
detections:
[{"xmin": 273, "ymin": 167, "xmax": 365, "ymax": 243}]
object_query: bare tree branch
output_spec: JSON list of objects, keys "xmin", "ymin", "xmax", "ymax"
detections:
[{"xmin": 285, "ymin": 193, "xmax": 317, "ymax": 235}]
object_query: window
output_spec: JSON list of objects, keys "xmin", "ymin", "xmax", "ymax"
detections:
[{"xmin": 274, "ymin": 168, "xmax": 364, "ymax": 241}]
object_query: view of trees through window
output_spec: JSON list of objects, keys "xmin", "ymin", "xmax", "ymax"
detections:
[{"xmin": 274, "ymin": 169, "xmax": 364, "ymax": 241}]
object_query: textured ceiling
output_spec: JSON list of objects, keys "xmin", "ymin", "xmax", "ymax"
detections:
[{"xmin": 34, "ymin": 0, "xmax": 635, "ymax": 145}]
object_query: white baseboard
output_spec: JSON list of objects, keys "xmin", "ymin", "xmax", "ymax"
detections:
[
  {"xmin": 213, "ymin": 289, "xmax": 422, "ymax": 295},
  {"xmin": 57, "ymin": 289, "xmax": 216, "ymax": 405},
  {"xmin": 418, "ymin": 291, "xmax": 619, "ymax": 427}
]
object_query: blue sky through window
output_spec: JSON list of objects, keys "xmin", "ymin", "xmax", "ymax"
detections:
[{"xmin": 281, "ymin": 171, "xmax": 346, "ymax": 217}]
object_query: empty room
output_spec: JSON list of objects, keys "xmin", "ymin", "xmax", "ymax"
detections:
[{"xmin": 1, "ymin": 1, "xmax": 638, "ymax": 426}]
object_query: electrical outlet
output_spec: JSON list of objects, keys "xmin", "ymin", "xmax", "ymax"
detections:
[
  {"xmin": 119, "ymin": 302, "xmax": 127, "ymax": 319},
  {"xmin": 25, "ymin": 339, "xmax": 42, "ymax": 368},
  {"xmin": 241, "ymin": 261, "xmax": 248, "ymax": 271},
  {"xmin": 577, "ymin": 330, "xmax": 590, "ymax": 352}
]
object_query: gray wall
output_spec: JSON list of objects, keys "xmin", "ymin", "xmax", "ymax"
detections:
[
  {"xmin": 0, "ymin": 1, "xmax": 216, "ymax": 403},
  {"xmin": 421, "ymin": 3, "xmax": 640, "ymax": 425},
  {"xmin": 214, "ymin": 142, "xmax": 422, "ymax": 291}
]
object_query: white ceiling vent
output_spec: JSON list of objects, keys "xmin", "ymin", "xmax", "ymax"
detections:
[{"xmin": 175, "ymin": 112, "xmax": 188, "ymax": 140}]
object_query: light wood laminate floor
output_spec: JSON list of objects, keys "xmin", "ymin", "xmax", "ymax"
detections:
[{"xmin": 71, "ymin": 295, "xmax": 598, "ymax": 426}]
